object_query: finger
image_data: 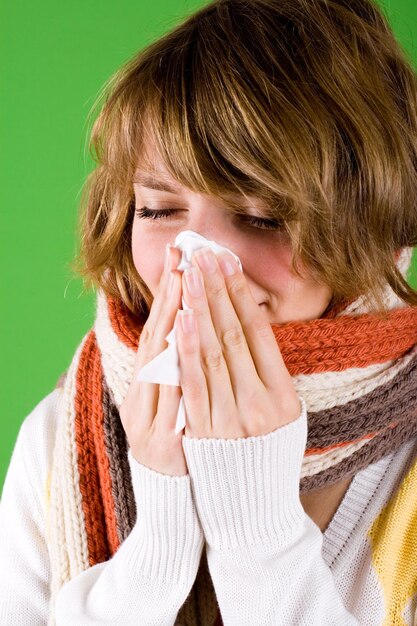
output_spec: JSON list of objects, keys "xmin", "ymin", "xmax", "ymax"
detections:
[
  {"xmin": 175, "ymin": 308, "xmax": 211, "ymax": 437},
  {"xmin": 133, "ymin": 246, "xmax": 183, "ymax": 428},
  {"xmin": 214, "ymin": 250, "xmax": 291, "ymax": 392},
  {"xmin": 154, "ymin": 382, "xmax": 183, "ymax": 434},
  {"xmin": 181, "ymin": 260, "xmax": 236, "ymax": 428},
  {"xmin": 186, "ymin": 248, "xmax": 262, "ymax": 402},
  {"xmin": 135, "ymin": 245, "xmax": 182, "ymax": 372}
]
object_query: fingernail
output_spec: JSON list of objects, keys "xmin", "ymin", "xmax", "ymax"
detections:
[
  {"xmin": 194, "ymin": 247, "xmax": 217, "ymax": 274},
  {"xmin": 218, "ymin": 253, "xmax": 237, "ymax": 276},
  {"xmin": 184, "ymin": 267, "xmax": 204, "ymax": 297},
  {"xmin": 180, "ymin": 309, "xmax": 195, "ymax": 333}
]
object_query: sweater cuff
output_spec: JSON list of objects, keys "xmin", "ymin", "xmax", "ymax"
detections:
[
  {"xmin": 127, "ymin": 449, "xmax": 205, "ymax": 584},
  {"xmin": 181, "ymin": 397, "xmax": 307, "ymax": 550}
]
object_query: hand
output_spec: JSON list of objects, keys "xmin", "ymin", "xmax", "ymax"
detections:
[
  {"xmin": 176, "ymin": 247, "xmax": 301, "ymax": 439},
  {"xmin": 119, "ymin": 245, "xmax": 188, "ymax": 476}
]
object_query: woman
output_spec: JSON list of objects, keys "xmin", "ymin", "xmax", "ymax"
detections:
[{"xmin": 1, "ymin": 0, "xmax": 417, "ymax": 623}]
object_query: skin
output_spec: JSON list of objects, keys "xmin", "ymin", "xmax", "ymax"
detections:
[
  {"xmin": 132, "ymin": 150, "xmax": 333, "ymax": 326},
  {"xmin": 130, "ymin": 143, "xmax": 349, "ymax": 531}
]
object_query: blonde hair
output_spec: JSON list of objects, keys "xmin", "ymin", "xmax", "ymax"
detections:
[{"xmin": 72, "ymin": 0, "xmax": 417, "ymax": 317}]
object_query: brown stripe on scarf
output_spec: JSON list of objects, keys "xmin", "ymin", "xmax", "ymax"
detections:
[
  {"xmin": 90, "ymin": 346, "xmax": 121, "ymax": 557},
  {"xmin": 102, "ymin": 378, "xmax": 137, "ymax": 545},
  {"xmin": 305, "ymin": 347, "xmax": 417, "ymax": 451},
  {"xmin": 300, "ymin": 416, "xmax": 417, "ymax": 493},
  {"xmin": 78, "ymin": 320, "xmax": 416, "ymax": 626},
  {"xmin": 100, "ymin": 385, "xmax": 225, "ymax": 626},
  {"xmin": 177, "ymin": 546, "xmax": 223, "ymax": 626},
  {"xmin": 93, "ymin": 383, "xmax": 416, "ymax": 626}
]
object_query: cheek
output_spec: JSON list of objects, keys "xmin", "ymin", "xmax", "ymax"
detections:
[
  {"xmin": 253, "ymin": 240, "xmax": 296, "ymax": 290},
  {"xmin": 131, "ymin": 222, "xmax": 169, "ymax": 295},
  {"xmin": 254, "ymin": 238, "xmax": 326, "ymax": 298}
]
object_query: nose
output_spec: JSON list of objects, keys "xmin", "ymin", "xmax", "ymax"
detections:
[
  {"xmin": 181, "ymin": 206, "xmax": 266, "ymax": 306},
  {"xmin": 185, "ymin": 216, "xmax": 234, "ymax": 252},
  {"xmin": 183, "ymin": 240, "xmax": 265, "ymax": 307}
]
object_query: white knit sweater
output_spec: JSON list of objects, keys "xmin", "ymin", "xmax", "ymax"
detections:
[{"xmin": 1, "ymin": 388, "xmax": 417, "ymax": 625}]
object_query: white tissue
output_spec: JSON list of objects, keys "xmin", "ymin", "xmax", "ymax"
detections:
[{"xmin": 136, "ymin": 230, "xmax": 243, "ymax": 434}]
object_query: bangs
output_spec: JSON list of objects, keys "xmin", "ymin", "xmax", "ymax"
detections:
[
  {"xmin": 78, "ymin": 0, "xmax": 417, "ymax": 316},
  {"xmin": 122, "ymin": 7, "xmax": 318, "ymax": 224}
]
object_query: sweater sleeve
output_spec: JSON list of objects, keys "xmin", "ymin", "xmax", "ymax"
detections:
[
  {"xmin": 181, "ymin": 398, "xmax": 360, "ymax": 626},
  {"xmin": 0, "ymin": 390, "xmax": 205, "ymax": 625}
]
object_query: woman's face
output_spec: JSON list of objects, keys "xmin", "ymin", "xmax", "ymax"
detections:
[{"xmin": 132, "ymin": 145, "xmax": 333, "ymax": 324}]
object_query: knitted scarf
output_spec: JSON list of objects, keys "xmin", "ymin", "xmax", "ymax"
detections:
[{"xmin": 47, "ymin": 246, "xmax": 417, "ymax": 625}]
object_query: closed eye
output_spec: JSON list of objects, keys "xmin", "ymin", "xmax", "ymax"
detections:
[{"xmin": 134, "ymin": 207, "xmax": 283, "ymax": 231}]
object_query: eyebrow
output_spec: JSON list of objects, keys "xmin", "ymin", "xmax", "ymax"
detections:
[
  {"xmin": 133, "ymin": 171, "xmax": 243, "ymax": 199},
  {"xmin": 133, "ymin": 172, "xmax": 182, "ymax": 194}
]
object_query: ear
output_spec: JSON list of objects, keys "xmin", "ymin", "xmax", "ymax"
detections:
[{"xmin": 394, "ymin": 248, "xmax": 403, "ymax": 262}]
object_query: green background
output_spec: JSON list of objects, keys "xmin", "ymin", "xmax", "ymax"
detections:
[{"xmin": 1, "ymin": 0, "xmax": 417, "ymax": 490}]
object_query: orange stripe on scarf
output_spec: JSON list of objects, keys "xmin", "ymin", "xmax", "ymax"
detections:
[
  {"xmin": 75, "ymin": 331, "xmax": 120, "ymax": 564},
  {"xmin": 306, "ymin": 431, "xmax": 376, "ymax": 456},
  {"xmin": 273, "ymin": 307, "xmax": 417, "ymax": 374},
  {"xmin": 107, "ymin": 296, "xmax": 417, "ymax": 375},
  {"xmin": 305, "ymin": 420, "xmax": 401, "ymax": 456}
]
